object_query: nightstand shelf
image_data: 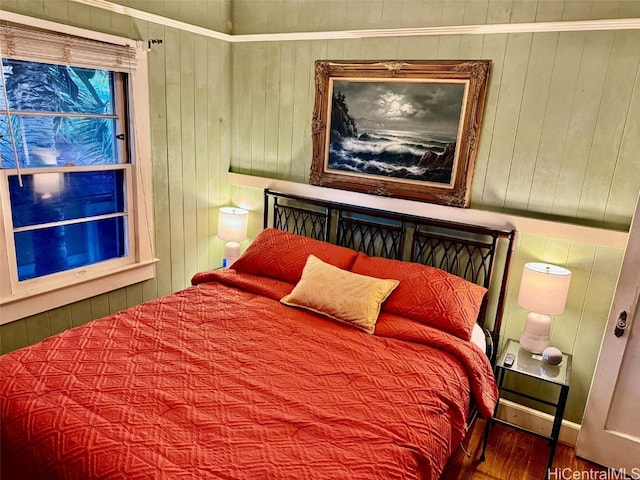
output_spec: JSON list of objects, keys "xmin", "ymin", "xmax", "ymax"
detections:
[{"xmin": 480, "ymin": 338, "xmax": 572, "ymax": 480}]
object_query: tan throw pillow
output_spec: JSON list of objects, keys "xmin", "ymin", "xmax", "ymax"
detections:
[{"xmin": 281, "ymin": 255, "xmax": 399, "ymax": 334}]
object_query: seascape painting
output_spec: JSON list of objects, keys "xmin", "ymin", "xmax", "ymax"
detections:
[
  {"xmin": 310, "ymin": 60, "xmax": 491, "ymax": 207},
  {"xmin": 328, "ymin": 80, "xmax": 466, "ymax": 186}
]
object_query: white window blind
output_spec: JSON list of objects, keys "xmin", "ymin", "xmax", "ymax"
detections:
[{"xmin": 0, "ymin": 23, "xmax": 137, "ymax": 72}]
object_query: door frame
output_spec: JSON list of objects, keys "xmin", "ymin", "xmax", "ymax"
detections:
[{"xmin": 576, "ymin": 191, "xmax": 640, "ymax": 469}]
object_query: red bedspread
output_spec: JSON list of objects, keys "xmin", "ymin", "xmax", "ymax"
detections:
[{"xmin": 0, "ymin": 271, "xmax": 497, "ymax": 480}]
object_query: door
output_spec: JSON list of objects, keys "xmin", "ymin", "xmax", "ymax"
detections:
[{"xmin": 576, "ymin": 192, "xmax": 640, "ymax": 471}]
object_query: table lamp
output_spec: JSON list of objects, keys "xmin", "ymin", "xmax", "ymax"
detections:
[
  {"xmin": 517, "ymin": 262, "xmax": 572, "ymax": 354},
  {"xmin": 33, "ymin": 173, "xmax": 64, "ymax": 200},
  {"xmin": 217, "ymin": 207, "xmax": 248, "ymax": 268}
]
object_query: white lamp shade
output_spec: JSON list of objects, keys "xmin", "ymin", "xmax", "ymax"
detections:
[
  {"xmin": 33, "ymin": 173, "xmax": 64, "ymax": 196},
  {"xmin": 517, "ymin": 262, "xmax": 572, "ymax": 315},
  {"xmin": 217, "ymin": 207, "xmax": 248, "ymax": 242},
  {"xmin": 518, "ymin": 262, "xmax": 571, "ymax": 354}
]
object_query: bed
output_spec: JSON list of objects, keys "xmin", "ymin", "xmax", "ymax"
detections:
[{"xmin": 0, "ymin": 189, "xmax": 516, "ymax": 480}]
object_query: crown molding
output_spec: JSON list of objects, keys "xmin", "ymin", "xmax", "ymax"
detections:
[
  {"xmin": 231, "ymin": 17, "xmax": 640, "ymax": 43},
  {"xmin": 69, "ymin": 0, "xmax": 233, "ymax": 41},
  {"xmin": 71, "ymin": 0, "xmax": 640, "ymax": 43}
]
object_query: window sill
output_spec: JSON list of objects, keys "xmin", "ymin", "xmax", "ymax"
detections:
[{"xmin": 0, "ymin": 259, "xmax": 158, "ymax": 325}]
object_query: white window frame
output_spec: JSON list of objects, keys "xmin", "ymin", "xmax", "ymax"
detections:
[{"xmin": 0, "ymin": 11, "xmax": 156, "ymax": 324}]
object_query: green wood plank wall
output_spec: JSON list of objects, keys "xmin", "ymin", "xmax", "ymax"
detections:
[
  {"xmin": 227, "ymin": 0, "xmax": 640, "ymax": 424},
  {"xmin": 1, "ymin": 0, "xmax": 639, "ymax": 425},
  {"xmin": 0, "ymin": 0, "xmax": 232, "ymax": 349}
]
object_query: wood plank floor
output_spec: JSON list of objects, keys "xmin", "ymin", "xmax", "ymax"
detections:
[{"xmin": 442, "ymin": 418, "xmax": 607, "ymax": 479}]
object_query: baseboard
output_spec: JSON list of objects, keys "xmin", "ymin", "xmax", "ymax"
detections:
[{"xmin": 496, "ymin": 399, "xmax": 581, "ymax": 447}]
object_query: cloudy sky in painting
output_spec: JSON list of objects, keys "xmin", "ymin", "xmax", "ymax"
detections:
[{"xmin": 332, "ymin": 80, "xmax": 466, "ymax": 137}]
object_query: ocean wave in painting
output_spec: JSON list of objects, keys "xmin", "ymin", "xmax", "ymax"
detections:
[{"xmin": 328, "ymin": 129, "xmax": 456, "ymax": 184}]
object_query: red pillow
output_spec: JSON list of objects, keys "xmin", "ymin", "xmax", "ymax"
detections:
[
  {"xmin": 350, "ymin": 253, "xmax": 487, "ymax": 340},
  {"xmin": 231, "ymin": 228, "xmax": 359, "ymax": 284}
]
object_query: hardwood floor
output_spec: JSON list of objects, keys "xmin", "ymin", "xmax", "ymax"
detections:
[{"xmin": 442, "ymin": 418, "xmax": 607, "ymax": 480}]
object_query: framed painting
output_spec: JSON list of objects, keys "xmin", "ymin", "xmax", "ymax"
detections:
[{"xmin": 310, "ymin": 60, "xmax": 491, "ymax": 207}]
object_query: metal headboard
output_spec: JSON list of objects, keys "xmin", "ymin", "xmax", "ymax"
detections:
[{"xmin": 263, "ymin": 188, "xmax": 516, "ymax": 361}]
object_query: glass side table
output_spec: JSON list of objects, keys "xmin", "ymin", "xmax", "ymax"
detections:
[{"xmin": 480, "ymin": 338, "xmax": 572, "ymax": 480}]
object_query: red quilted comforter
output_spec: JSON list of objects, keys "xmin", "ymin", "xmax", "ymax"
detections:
[{"xmin": 0, "ymin": 271, "xmax": 497, "ymax": 480}]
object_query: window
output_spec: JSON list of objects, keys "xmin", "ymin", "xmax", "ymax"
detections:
[
  {"xmin": 0, "ymin": 14, "xmax": 156, "ymax": 323},
  {"xmin": 2, "ymin": 60, "xmax": 129, "ymax": 281}
]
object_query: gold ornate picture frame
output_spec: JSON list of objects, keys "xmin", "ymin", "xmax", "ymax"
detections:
[{"xmin": 310, "ymin": 60, "xmax": 491, "ymax": 207}]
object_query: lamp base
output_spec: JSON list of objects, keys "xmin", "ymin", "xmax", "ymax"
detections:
[
  {"xmin": 223, "ymin": 241, "xmax": 241, "ymax": 269},
  {"xmin": 519, "ymin": 312, "xmax": 551, "ymax": 354}
]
